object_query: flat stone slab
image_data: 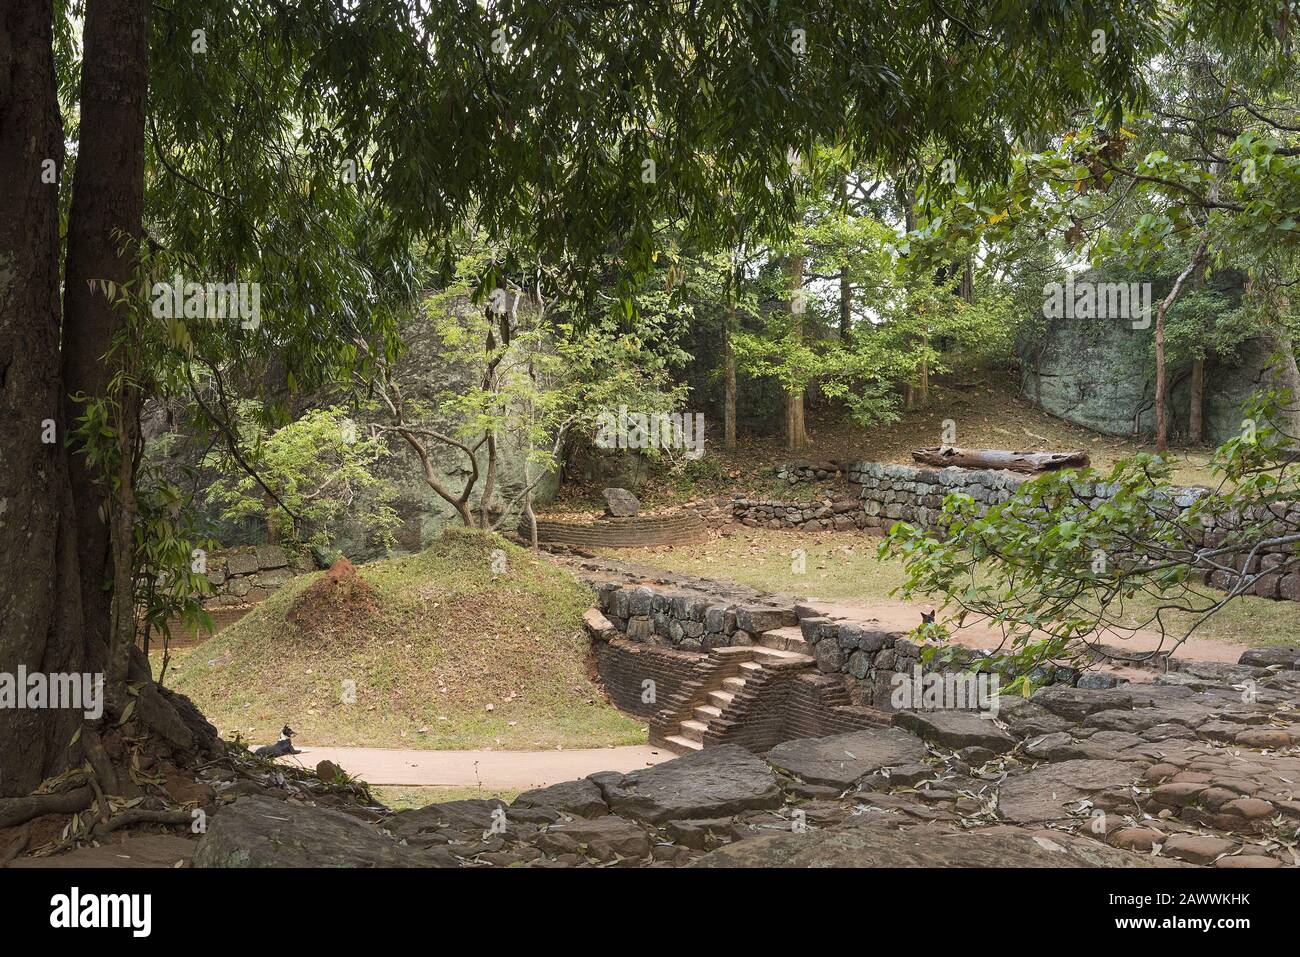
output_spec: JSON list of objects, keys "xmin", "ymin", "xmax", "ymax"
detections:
[
  {"xmin": 386, "ymin": 798, "xmax": 509, "ymax": 841},
  {"xmin": 512, "ymin": 778, "xmax": 609, "ymax": 818},
  {"xmin": 1031, "ymin": 685, "xmax": 1133, "ymax": 722},
  {"xmin": 594, "ymin": 745, "xmax": 783, "ymax": 825},
  {"xmin": 195, "ymin": 795, "xmax": 456, "ymax": 867},
  {"xmin": 691, "ymin": 820, "xmax": 1184, "ymax": 868},
  {"xmin": 892, "ymin": 710, "xmax": 1015, "ymax": 753},
  {"xmin": 1239, "ymin": 646, "xmax": 1300, "ymax": 670},
  {"xmin": 546, "ymin": 815, "xmax": 651, "ymax": 859},
  {"xmin": 767, "ymin": 728, "xmax": 929, "ymax": 788},
  {"xmin": 996, "ymin": 759, "xmax": 1140, "ymax": 824}
]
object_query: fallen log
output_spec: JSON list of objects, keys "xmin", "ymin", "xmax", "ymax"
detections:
[{"xmin": 911, "ymin": 446, "xmax": 1090, "ymax": 473}]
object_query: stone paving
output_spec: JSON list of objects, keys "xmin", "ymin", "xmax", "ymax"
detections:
[{"xmin": 190, "ymin": 643, "xmax": 1300, "ymax": 868}]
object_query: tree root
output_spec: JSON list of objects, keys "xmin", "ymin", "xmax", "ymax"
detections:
[
  {"xmin": 0, "ymin": 786, "xmax": 94, "ymax": 829},
  {"xmin": 0, "ymin": 825, "xmax": 31, "ymax": 866},
  {"xmin": 90, "ymin": 807, "xmax": 193, "ymax": 841}
]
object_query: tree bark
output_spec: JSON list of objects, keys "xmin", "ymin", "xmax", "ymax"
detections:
[
  {"xmin": 839, "ymin": 173, "xmax": 852, "ymax": 343},
  {"xmin": 783, "ymin": 255, "xmax": 809, "ymax": 451},
  {"xmin": 1264, "ymin": 332, "xmax": 1300, "ymax": 442},
  {"xmin": 723, "ymin": 314, "xmax": 737, "ymax": 451},
  {"xmin": 1189, "ymin": 357, "xmax": 1205, "ymax": 444},
  {"xmin": 911, "ymin": 446, "xmax": 1090, "ymax": 472},
  {"xmin": 1154, "ymin": 241, "xmax": 1207, "ymax": 453},
  {"xmin": 60, "ymin": 0, "xmax": 151, "ymax": 713},
  {"xmin": 0, "ymin": 0, "xmax": 88, "ymax": 797}
]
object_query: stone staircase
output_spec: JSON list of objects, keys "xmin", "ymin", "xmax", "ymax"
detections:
[{"xmin": 660, "ymin": 640, "xmax": 815, "ymax": 754}]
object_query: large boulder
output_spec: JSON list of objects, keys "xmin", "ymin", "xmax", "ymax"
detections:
[
  {"xmin": 593, "ymin": 745, "xmax": 783, "ymax": 825},
  {"xmin": 691, "ymin": 820, "xmax": 1185, "ymax": 868},
  {"xmin": 602, "ymin": 487, "xmax": 641, "ymax": 517},
  {"xmin": 194, "ymin": 796, "xmax": 456, "ymax": 867},
  {"xmin": 766, "ymin": 728, "xmax": 929, "ymax": 788},
  {"xmin": 1238, "ymin": 646, "xmax": 1300, "ymax": 670}
]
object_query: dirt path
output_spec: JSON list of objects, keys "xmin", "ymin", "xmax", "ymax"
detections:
[
  {"xmin": 806, "ymin": 597, "xmax": 1255, "ymax": 666},
  {"xmin": 275, "ymin": 744, "xmax": 671, "ymax": 788}
]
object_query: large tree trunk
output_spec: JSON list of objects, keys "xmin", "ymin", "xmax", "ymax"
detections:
[
  {"xmin": 60, "ymin": 0, "xmax": 152, "ymax": 716},
  {"xmin": 783, "ymin": 255, "xmax": 809, "ymax": 451},
  {"xmin": 0, "ymin": 0, "xmax": 88, "ymax": 797},
  {"xmin": 1154, "ymin": 241, "xmax": 1207, "ymax": 453}
]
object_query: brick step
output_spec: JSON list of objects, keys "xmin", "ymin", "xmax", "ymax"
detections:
[
  {"xmin": 707, "ymin": 689, "xmax": 735, "ymax": 708},
  {"xmin": 663, "ymin": 734, "xmax": 703, "ymax": 753},
  {"xmin": 738, "ymin": 661, "xmax": 765, "ymax": 675},
  {"xmin": 751, "ymin": 647, "xmax": 814, "ymax": 665},
  {"xmin": 758, "ymin": 626, "xmax": 810, "ymax": 653},
  {"xmin": 694, "ymin": 704, "xmax": 722, "ymax": 723},
  {"xmin": 679, "ymin": 719, "xmax": 709, "ymax": 743},
  {"xmin": 721, "ymin": 676, "xmax": 747, "ymax": 691}
]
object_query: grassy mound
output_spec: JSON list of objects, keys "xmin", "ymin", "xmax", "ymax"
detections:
[{"xmin": 162, "ymin": 529, "xmax": 644, "ymax": 750}]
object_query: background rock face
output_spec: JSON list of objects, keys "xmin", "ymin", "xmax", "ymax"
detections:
[{"xmin": 1020, "ymin": 309, "xmax": 1273, "ymax": 445}]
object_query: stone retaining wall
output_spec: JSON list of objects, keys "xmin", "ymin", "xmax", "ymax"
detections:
[
  {"xmin": 773, "ymin": 460, "xmax": 850, "ymax": 485},
  {"xmin": 202, "ymin": 544, "xmax": 313, "ymax": 608},
  {"xmin": 847, "ymin": 460, "xmax": 1300, "ymax": 601},
  {"xmin": 730, "ymin": 494, "xmax": 866, "ymax": 531},
  {"xmin": 597, "ymin": 581, "xmax": 793, "ymax": 652}
]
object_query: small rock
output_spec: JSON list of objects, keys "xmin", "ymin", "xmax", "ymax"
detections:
[
  {"xmin": 1220, "ymin": 797, "xmax": 1274, "ymax": 820},
  {"xmin": 1110, "ymin": 827, "xmax": 1161, "ymax": 852},
  {"xmin": 1161, "ymin": 833, "xmax": 1238, "ymax": 865},
  {"xmin": 1151, "ymin": 782, "xmax": 1208, "ymax": 807}
]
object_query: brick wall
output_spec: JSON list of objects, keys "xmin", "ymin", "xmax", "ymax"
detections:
[
  {"xmin": 594, "ymin": 638, "xmax": 698, "ymax": 718},
  {"xmin": 533, "ymin": 512, "xmax": 707, "ymax": 548}
]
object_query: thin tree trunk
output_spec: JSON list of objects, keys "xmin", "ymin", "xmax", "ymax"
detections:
[
  {"xmin": 0, "ymin": 0, "xmax": 87, "ymax": 796},
  {"xmin": 478, "ymin": 431, "xmax": 497, "ymax": 528},
  {"xmin": 783, "ymin": 255, "xmax": 809, "ymax": 451},
  {"xmin": 1189, "ymin": 357, "xmax": 1205, "ymax": 444},
  {"xmin": 723, "ymin": 316, "xmax": 737, "ymax": 451},
  {"xmin": 839, "ymin": 173, "xmax": 852, "ymax": 343}
]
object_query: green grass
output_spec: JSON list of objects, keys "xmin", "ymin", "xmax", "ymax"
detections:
[
  {"xmin": 609, "ymin": 527, "xmax": 1300, "ymax": 649},
  {"xmin": 161, "ymin": 528, "xmax": 645, "ymax": 751},
  {"xmin": 372, "ymin": 786, "xmax": 520, "ymax": 811}
]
